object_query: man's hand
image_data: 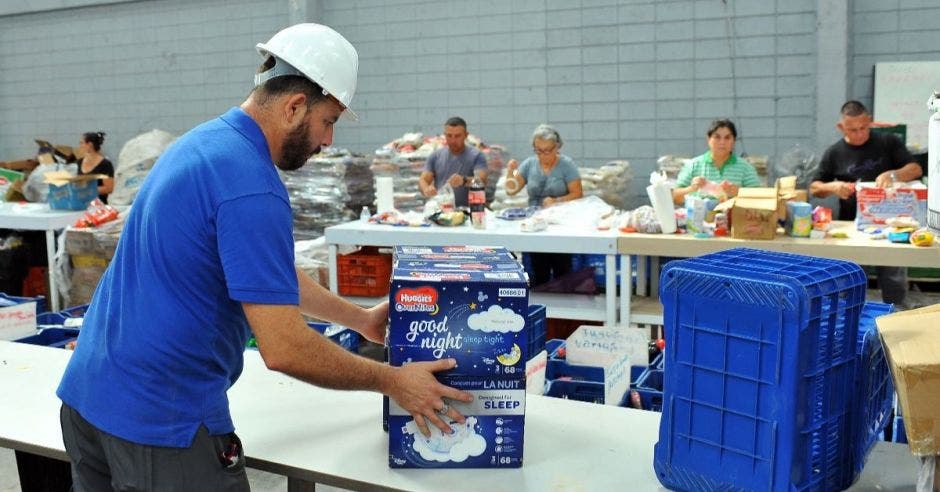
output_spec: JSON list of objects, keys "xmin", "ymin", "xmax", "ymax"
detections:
[
  {"xmin": 542, "ymin": 196, "xmax": 558, "ymax": 207},
  {"xmin": 875, "ymin": 171, "xmax": 896, "ymax": 189},
  {"xmin": 386, "ymin": 359, "xmax": 474, "ymax": 437},
  {"xmin": 422, "ymin": 183, "xmax": 437, "ymax": 198},
  {"xmin": 833, "ymin": 180, "xmax": 856, "ymax": 199},
  {"xmin": 357, "ymin": 301, "xmax": 388, "ymax": 344},
  {"xmin": 506, "ymin": 159, "xmax": 519, "ymax": 172},
  {"xmin": 689, "ymin": 176, "xmax": 705, "ymax": 192},
  {"xmin": 448, "ymin": 173, "xmax": 465, "ymax": 188}
]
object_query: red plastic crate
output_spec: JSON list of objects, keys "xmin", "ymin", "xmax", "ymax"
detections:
[{"xmin": 337, "ymin": 247, "xmax": 392, "ymax": 297}]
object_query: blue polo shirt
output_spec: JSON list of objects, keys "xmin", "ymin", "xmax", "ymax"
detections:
[{"xmin": 57, "ymin": 107, "xmax": 299, "ymax": 447}]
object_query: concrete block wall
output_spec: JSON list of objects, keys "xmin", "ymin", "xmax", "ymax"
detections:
[
  {"xmin": 323, "ymin": 0, "xmax": 818, "ymax": 206},
  {"xmin": 0, "ymin": 0, "xmax": 287, "ymax": 161},
  {"xmin": 850, "ymin": 0, "xmax": 940, "ymax": 128},
  {"xmin": 1, "ymin": 0, "xmax": 937, "ymax": 208}
]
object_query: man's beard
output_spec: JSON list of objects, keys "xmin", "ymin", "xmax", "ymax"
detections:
[{"xmin": 277, "ymin": 120, "xmax": 319, "ymax": 171}]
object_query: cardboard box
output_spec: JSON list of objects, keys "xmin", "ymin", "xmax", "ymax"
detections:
[
  {"xmin": 44, "ymin": 171, "xmax": 106, "ymax": 210},
  {"xmin": 387, "ymin": 246, "xmax": 528, "ymax": 468},
  {"xmin": 856, "ymin": 181, "xmax": 928, "ymax": 230},
  {"xmin": 715, "ymin": 187, "xmax": 779, "ymax": 240},
  {"xmin": 876, "ymin": 304, "xmax": 940, "ymax": 455},
  {"xmin": 775, "ymin": 175, "xmax": 808, "ymax": 217},
  {"xmin": 0, "ymin": 159, "xmax": 38, "ymax": 173}
]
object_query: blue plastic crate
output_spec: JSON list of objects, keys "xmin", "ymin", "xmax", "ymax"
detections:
[
  {"xmin": 36, "ymin": 303, "xmax": 89, "ymax": 327},
  {"xmin": 61, "ymin": 304, "xmax": 89, "ymax": 317},
  {"xmin": 545, "ymin": 339, "xmax": 565, "ymax": 359},
  {"xmin": 852, "ymin": 301, "xmax": 895, "ymax": 476},
  {"xmin": 654, "ymin": 248, "xmax": 866, "ymax": 492},
  {"xmin": 0, "ymin": 293, "xmax": 46, "ymax": 319},
  {"xmin": 543, "ymin": 339, "xmax": 604, "ymax": 404},
  {"xmin": 632, "ymin": 353, "xmax": 665, "ymax": 412},
  {"xmin": 545, "ymin": 357, "xmax": 605, "ymax": 382},
  {"xmin": 544, "ymin": 379, "xmax": 605, "ymax": 404},
  {"xmin": 574, "ymin": 254, "xmax": 625, "ymax": 289},
  {"xmin": 526, "ymin": 304, "xmax": 546, "ymax": 361},
  {"xmin": 15, "ymin": 328, "xmax": 80, "ymax": 349},
  {"xmin": 247, "ymin": 322, "xmax": 359, "ymax": 352},
  {"xmin": 36, "ymin": 312, "xmax": 69, "ymax": 326},
  {"xmin": 308, "ymin": 322, "xmax": 359, "ymax": 353},
  {"xmin": 892, "ymin": 415, "xmax": 907, "ymax": 444}
]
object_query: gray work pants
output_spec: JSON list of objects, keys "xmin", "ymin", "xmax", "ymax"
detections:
[
  {"xmin": 61, "ymin": 403, "xmax": 249, "ymax": 491},
  {"xmin": 877, "ymin": 266, "xmax": 908, "ymax": 306}
]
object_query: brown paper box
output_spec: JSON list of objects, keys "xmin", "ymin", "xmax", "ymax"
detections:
[
  {"xmin": 714, "ymin": 187, "xmax": 779, "ymax": 240},
  {"xmin": 877, "ymin": 303, "xmax": 940, "ymax": 456}
]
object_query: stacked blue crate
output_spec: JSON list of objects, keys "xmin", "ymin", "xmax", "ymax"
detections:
[
  {"xmin": 308, "ymin": 322, "xmax": 359, "ymax": 353},
  {"xmin": 654, "ymin": 248, "xmax": 866, "ymax": 492},
  {"xmin": 526, "ymin": 304, "xmax": 547, "ymax": 362},
  {"xmin": 631, "ymin": 352, "xmax": 664, "ymax": 412},
  {"xmin": 893, "ymin": 415, "xmax": 907, "ymax": 444},
  {"xmin": 542, "ymin": 338, "xmax": 650, "ymax": 405},
  {"xmin": 851, "ymin": 301, "xmax": 895, "ymax": 476},
  {"xmin": 16, "ymin": 328, "xmax": 80, "ymax": 348},
  {"xmin": 544, "ymin": 341, "xmax": 606, "ymax": 404},
  {"xmin": 36, "ymin": 304, "xmax": 89, "ymax": 326}
]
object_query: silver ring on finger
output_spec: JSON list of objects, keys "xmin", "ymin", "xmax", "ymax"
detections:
[{"xmin": 438, "ymin": 402, "xmax": 449, "ymax": 415}]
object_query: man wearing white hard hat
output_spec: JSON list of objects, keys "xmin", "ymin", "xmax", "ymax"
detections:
[{"xmin": 56, "ymin": 24, "xmax": 471, "ymax": 490}]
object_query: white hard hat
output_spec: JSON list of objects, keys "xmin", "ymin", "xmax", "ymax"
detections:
[{"xmin": 255, "ymin": 23, "xmax": 359, "ymax": 120}]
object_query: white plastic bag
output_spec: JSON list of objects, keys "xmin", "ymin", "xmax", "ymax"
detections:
[
  {"xmin": 23, "ymin": 163, "xmax": 78, "ymax": 203},
  {"xmin": 110, "ymin": 129, "xmax": 176, "ymax": 205},
  {"xmin": 646, "ymin": 171, "xmax": 677, "ymax": 234}
]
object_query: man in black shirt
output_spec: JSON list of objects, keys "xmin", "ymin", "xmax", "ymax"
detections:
[{"xmin": 810, "ymin": 100, "xmax": 924, "ymax": 307}]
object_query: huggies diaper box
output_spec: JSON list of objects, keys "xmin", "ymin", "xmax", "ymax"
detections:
[
  {"xmin": 388, "ymin": 256, "xmax": 530, "ymax": 378},
  {"xmin": 395, "ymin": 245, "xmax": 516, "ymax": 257},
  {"xmin": 388, "ymin": 377, "xmax": 525, "ymax": 468},
  {"xmin": 387, "ymin": 246, "xmax": 528, "ymax": 468}
]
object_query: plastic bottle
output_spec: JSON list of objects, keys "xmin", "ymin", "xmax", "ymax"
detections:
[
  {"xmin": 468, "ymin": 176, "xmax": 486, "ymax": 229},
  {"xmin": 360, "ymin": 206, "xmax": 371, "ymax": 222}
]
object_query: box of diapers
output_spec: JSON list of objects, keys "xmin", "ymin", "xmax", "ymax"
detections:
[
  {"xmin": 388, "ymin": 377, "xmax": 525, "ymax": 468},
  {"xmin": 388, "ymin": 254, "xmax": 529, "ymax": 378}
]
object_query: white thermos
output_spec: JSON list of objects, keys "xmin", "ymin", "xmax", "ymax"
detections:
[{"xmin": 928, "ymin": 92, "xmax": 940, "ymax": 235}]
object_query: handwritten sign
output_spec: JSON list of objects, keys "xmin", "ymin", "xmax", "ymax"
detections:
[
  {"xmin": 603, "ymin": 353, "xmax": 633, "ymax": 407},
  {"xmin": 0, "ymin": 301, "xmax": 38, "ymax": 340},
  {"xmin": 874, "ymin": 61, "xmax": 940, "ymax": 151},
  {"xmin": 566, "ymin": 325, "xmax": 649, "ymax": 368}
]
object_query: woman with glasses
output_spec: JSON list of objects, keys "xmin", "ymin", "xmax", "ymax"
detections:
[
  {"xmin": 504, "ymin": 124, "xmax": 583, "ymax": 207},
  {"xmin": 504, "ymin": 124, "xmax": 583, "ymax": 286}
]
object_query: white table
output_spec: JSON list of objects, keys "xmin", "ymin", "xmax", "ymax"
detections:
[
  {"xmin": 617, "ymin": 221, "xmax": 940, "ymax": 325},
  {"xmin": 325, "ymin": 219, "xmax": 623, "ymax": 326},
  {"xmin": 0, "ymin": 341, "xmax": 920, "ymax": 491},
  {"xmin": 0, "ymin": 203, "xmax": 83, "ymax": 311}
]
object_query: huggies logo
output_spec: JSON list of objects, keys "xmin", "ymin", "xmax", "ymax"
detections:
[{"xmin": 395, "ymin": 287, "xmax": 439, "ymax": 313}]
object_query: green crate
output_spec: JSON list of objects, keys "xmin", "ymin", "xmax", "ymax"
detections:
[{"xmin": 871, "ymin": 124, "xmax": 906, "ymax": 145}]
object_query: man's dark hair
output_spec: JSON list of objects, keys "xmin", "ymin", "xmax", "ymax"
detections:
[
  {"xmin": 253, "ymin": 57, "xmax": 328, "ymax": 108},
  {"xmin": 445, "ymin": 116, "xmax": 467, "ymax": 129},
  {"xmin": 840, "ymin": 100, "xmax": 870, "ymax": 117},
  {"xmin": 706, "ymin": 119, "xmax": 737, "ymax": 138}
]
